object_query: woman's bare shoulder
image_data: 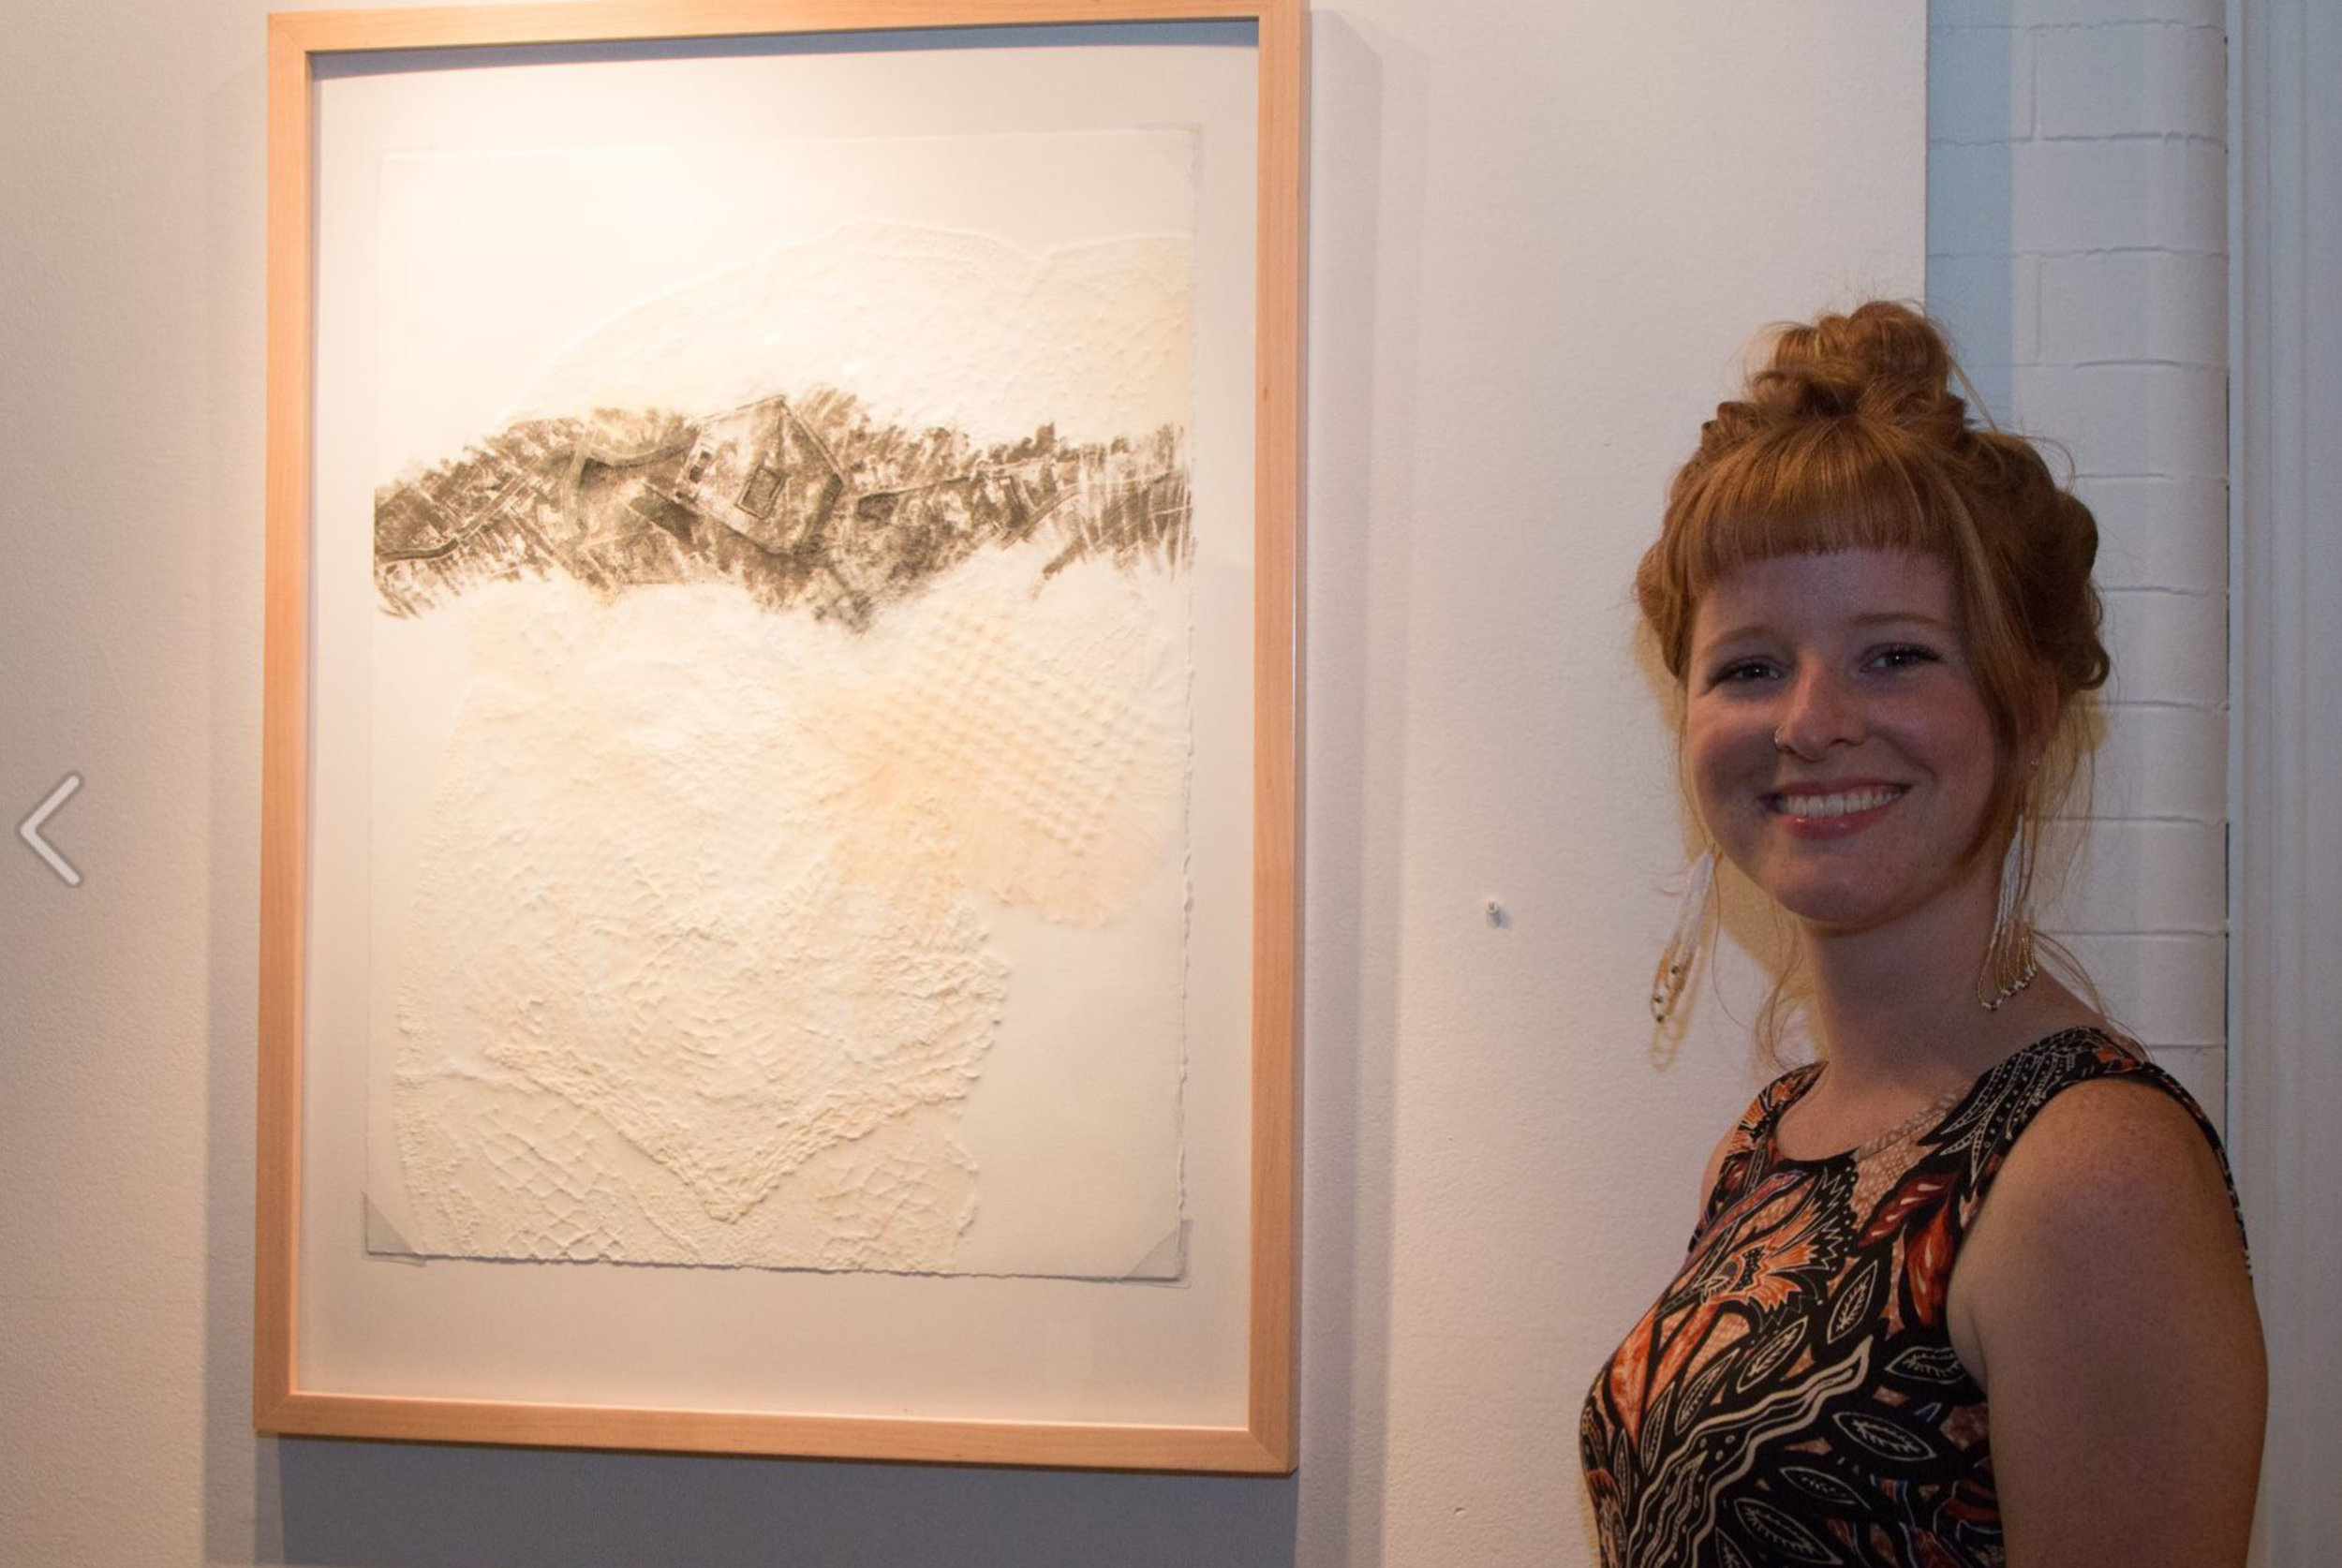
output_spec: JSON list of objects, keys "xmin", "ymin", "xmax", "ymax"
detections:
[
  {"xmin": 1998, "ymin": 1072, "xmax": 2234, "ymax": 1230},
  {"xmin": 1963, "ymin": 1072, "xmax": 2245, "ymax": 1316},
  {"xmin": 1952, "ymin": 1075, "xmax": 2263, "ymax": 1567}
]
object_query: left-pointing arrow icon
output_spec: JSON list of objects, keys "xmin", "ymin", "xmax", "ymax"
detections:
[{"xmin": 19, "ymin": 774, "xmax": 84, "ymax": 888}]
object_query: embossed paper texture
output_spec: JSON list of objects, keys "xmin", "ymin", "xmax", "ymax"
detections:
[{"xmin": 362, "ymin": 133, "xmax": 1195, "ymax": 1279}]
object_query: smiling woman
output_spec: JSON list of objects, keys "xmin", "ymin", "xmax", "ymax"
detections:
[
  {"xmin": 1685, "ymin": 551, "xmax": 2002, "ymax": 947},
  {"xmin": 1580, "ymin": 303, "xmax": 2265, "ymax": 1568}
]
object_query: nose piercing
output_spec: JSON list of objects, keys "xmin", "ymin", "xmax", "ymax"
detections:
[{"xmin": 1773, "ymin": 726, "xmax": 1792, "ymax": 753}]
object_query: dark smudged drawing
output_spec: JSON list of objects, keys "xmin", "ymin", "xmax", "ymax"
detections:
[{"xmin": 374, "ymin": 387, "xmax": 1193, "ymax": 627}]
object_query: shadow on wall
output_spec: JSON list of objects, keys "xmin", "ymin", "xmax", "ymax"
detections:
[
  {"xmin": 273, "ymin": 1441, "xmax": 1299, "ymax": 1568},
  {"xmin": 1287, "ymin": 11, "xmax": 1410, "ymax": 1568}
]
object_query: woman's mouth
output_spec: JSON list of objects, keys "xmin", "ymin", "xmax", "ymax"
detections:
[{"xmin": 1765, "ymin": 784, "xmax": 1907, "ymax": 835}]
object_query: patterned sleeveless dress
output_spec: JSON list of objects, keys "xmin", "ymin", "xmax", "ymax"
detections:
[{"xmin": 1579, "ymin": 1028, "xmax": 2240, "ymax": 1568}]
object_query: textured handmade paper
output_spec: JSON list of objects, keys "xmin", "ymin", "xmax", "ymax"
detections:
[{"xmin": 365, "ymin": 135, "xmax": 1195, "ymax": 1277}]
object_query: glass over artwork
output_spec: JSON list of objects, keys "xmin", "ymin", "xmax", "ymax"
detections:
[{"xmin": 359, "ymin": 133, "xmax": 1199, "ymax": 1281}]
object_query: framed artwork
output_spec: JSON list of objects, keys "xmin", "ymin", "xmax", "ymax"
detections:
[{"xmin": 258, "ymin": 0, "xmax": 1302, "ymax": 1471}]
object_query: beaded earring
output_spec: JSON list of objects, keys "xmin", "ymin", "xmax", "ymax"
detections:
[
  {"xmin": 1651, "ymin": 847, "xmax": 1716, "ymax": 1022},
  {"xmin": 1979, "ymin": 813, "xmax": 2039, "ymax": 1010}
]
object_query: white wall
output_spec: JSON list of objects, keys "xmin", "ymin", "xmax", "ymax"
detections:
[
  {"xmin": 1, "ymin": 4, "xmax": 1926, "ymax": 1565},
  {"xmin": 2229, "ymin": 0, "xmax": 2342, "ymax": 1558},
  {"xmin": 1301, "ymin": 7, "xmax": 1920, "ymax": 1559},
  {"xmin": 1926, "ymin": 0, "xmax": 2232, "ymax": 1116}
]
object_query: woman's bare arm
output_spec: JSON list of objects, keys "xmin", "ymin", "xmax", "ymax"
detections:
[{"xmin": 1949, "ymin": 1078, "xmax": 2265, "ymax": 1568}]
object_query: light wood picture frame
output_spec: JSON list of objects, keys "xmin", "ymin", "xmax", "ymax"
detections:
[{"xmin": 259, "ymin": 0, "xmax": 1302, "ymax": 1471}]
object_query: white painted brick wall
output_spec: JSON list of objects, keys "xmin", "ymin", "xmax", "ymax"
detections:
[
  {"xmin": 1937, "ymin": 0, "xmax": 2213, "ymax": 28},
  {"xmin": 2086, "ymin": 703, "xmax": 2225, "ymax": 819},
  {"xmin": 2015, "ymin": 140, "xmax": 2224, "ymax": 250},
  {"xmin": 2059, "ymin": 934, "xmax": 2226, "ymax": 1041},
  {"xmin": 2032, "ymin": 23, "xmax": 2224, "ymax": 139},
  {"xmin": 2083, "ymin": 476, "xmax": 2225, "ymax": 587},
  {"xmin": 1928, "ymin": 0, "xmax": 2228, "ymax": 1120},
  {"xmin": 2099, "ymin": 588, "xmax": 2226, "ymax": 706},
  {"xmin": 2007, "ymin": 363, "xmax": 2225, "ymax": 475},
  {"xmin": 2055, "ymin": 819, "xmax": 2226, "ymax": 932},
  {"xmin": 2038, "ymin": 251, "xmax": 2223, "ymax": 364}
]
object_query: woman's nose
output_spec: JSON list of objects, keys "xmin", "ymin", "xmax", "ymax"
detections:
[{"xmin": 1772, "ymin": 667, "xmax": 1864, "ymax": 759}]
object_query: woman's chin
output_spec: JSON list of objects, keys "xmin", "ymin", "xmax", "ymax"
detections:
[{"xmin": 1759, "ymin": 878, "xmax": 1917, "ymax": 937}]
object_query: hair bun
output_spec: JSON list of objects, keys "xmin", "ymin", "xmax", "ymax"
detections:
[{"xmin": 1749, "ymin": 301, "xmax": 1971, "ymax": 441}]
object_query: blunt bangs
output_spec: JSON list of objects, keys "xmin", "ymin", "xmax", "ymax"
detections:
[{"xmin": 1666, "ymin": 421, "xmax": 1963, "ymax": 628}]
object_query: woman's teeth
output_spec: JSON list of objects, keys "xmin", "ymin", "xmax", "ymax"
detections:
[{"xmin": 1771, "ymin": 786, "xmax": 1903, "ymax": 818}]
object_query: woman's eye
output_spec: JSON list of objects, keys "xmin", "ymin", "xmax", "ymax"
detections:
[
  {"xmin": 1869, "ymin": 643, "xmax": 1940, "ymax": 672},
  {"xmin": 1710, "ymin": 659, "xmax": 1775, "ymax": 686}
]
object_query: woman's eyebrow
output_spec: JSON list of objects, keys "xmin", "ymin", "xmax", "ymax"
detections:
[
  {"xmin": 1848, "ymin": 611, "xmax": 1958, "ymax": 633},
  {"xmin": 1698, "ymin": 611, "xmax": 1956, "ymax": 646}
]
